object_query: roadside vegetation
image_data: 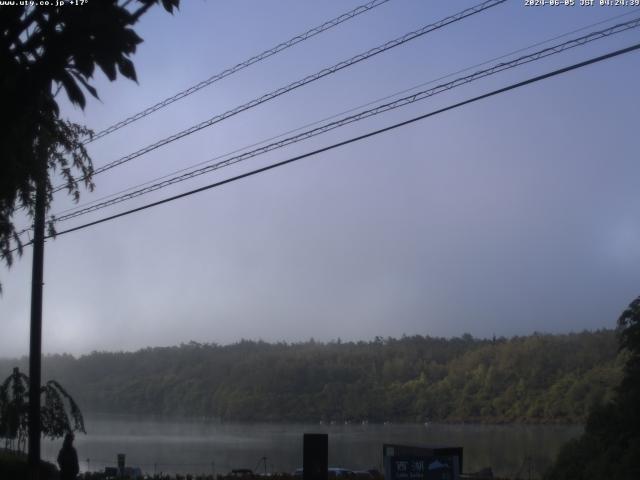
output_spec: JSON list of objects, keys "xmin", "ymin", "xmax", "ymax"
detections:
[
  {"xmin": 544, "ymin": 297, "xmax": 640, "ymax": 479},
  {"xmin": 0, "ymin": 449, "xmax": 57, "ymax": 479}
]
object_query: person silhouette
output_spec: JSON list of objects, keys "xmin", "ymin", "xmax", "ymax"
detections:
[{"xmin": 57, "ymin": 432, "xmax": 80, "ymax": 480}]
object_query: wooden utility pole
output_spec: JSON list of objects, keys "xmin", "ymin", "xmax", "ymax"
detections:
[{"xmin": 28, "ymin": 165, "xmax": 46, "ymax": 480}]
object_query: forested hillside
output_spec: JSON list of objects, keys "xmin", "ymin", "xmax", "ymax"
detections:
[{"xmin": 0, "ymin": 331, "xmax": 623, "ymax": 424}]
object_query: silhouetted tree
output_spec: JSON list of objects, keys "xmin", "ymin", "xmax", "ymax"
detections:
[
  {"xmin": 0, "ymin": 0, "xmax": 180, "ymax": 286},
  {"xmin": 0, "ymin": 368, "xmax": 84, "ymax": 452},
  {"xmin": 0, "ymin": 368, "xmax": 28, "ymax": 450}
]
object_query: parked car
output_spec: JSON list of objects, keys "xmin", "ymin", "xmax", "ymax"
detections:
[
  {"xmin": 229, "ymin": 468, "xmax": 255, "ymax": 477},
  {"xmin": 292, "ymin": 467, "xmax": 357, "ymax": 478},
  {"xmin": 329, "ymin": 468, "xmax": 356, "ymax": 477},
  {"xmin": 353, "ymin": 470, "xmax": 374, "ymax": 480}
]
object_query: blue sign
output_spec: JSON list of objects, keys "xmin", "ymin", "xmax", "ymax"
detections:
[{"xmin": 383, "ymin": 444, "xmax": 462, "ymax": 480}]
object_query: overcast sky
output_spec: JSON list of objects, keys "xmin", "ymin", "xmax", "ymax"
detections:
[{"xmin": 2, "ymin": 0, "xmax": 640, "ymax": 357}]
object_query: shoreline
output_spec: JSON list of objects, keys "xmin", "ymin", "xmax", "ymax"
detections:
[{"xmin": 80, "ymin": 412, "xmax": 585, "ymax": 428}]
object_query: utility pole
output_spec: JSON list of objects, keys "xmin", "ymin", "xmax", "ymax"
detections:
[{"xmin": 28, "ymin": 163, "xmax": 46, "ymax": 480}]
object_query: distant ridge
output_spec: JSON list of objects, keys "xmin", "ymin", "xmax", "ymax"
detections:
[{"xmin": 0, "ymin": 330, "xmax": 622, "ymax": 424}]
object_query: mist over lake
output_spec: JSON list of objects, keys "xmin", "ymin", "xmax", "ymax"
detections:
[
  {"xmin": 41, "ymin": 415, "xmax": 581, "ymax": 478},
  {"xmin": 1, "ymin": 333, "xmax": 611, "ymax": 477}
]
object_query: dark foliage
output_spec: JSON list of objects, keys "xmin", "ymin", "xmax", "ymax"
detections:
[
  {"xmin": 0, "ymin": 368, "xmax": 28, "ymax": 450},
  {"xmin": 544, "ymin": 296, "xmax": 640, "ymax": 480},
  {"xmin": 0, "ymin": 0, "xmax": 180, "ymax": 286},
  {"xmin": 0, "ymin": 367, "xmax": 85, "ymax": 451},
  {"xmin": 0, "ymin": 331, "xmax": 622, "ymax": 424},
  {"xmin": 0, "ymin": 449, "xmax": 58, "ymax": 480}
]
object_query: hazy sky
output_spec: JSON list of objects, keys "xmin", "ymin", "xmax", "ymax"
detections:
[{"xmin": 2, "ymin": 0, "xmax": 640, "ymax": 357}]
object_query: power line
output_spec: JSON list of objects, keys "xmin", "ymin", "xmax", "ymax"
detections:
[
  {"xmin": 85, "ymin": 0, "xmax": 393, "ymax": 144},
  {"xmin": 52, "ymin": 0, "xmax": 506, "ymax": 192},
  {"xmin": 52, "ymin": 17, "xmax": 640, "ymax": 224},
  {"xmin": 50, "ymin": 9, "xmax": 640, "ymax": 219},
  {"xmin": 14, "ymin": 10, "xmax": 639, "ymax": 236},
  {"xmin": 26, "ymin": 42, "xmax": 639, "ymax": 248}
]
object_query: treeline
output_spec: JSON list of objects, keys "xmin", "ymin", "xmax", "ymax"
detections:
[{"xmin": 0, "ymin": 331, "xmax": 624, "ymax": 424}]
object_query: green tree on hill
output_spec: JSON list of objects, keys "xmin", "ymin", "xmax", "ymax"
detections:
[
  {"xmin": 545, "ymin": 296, "xmax": 640, "ymax": 480},
  {"xmin": 0, "ymin": 331, "xmax": 622, "ymax": 424}
]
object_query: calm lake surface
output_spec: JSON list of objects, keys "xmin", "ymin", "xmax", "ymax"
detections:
[{"xmin": 41, "ymin": 415, "xmax": 582, "ymax": 478}]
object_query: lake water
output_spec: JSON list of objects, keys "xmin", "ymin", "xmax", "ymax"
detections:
[{"xmin": 41, "ymin": 415, "xmax": 582, "ymax": 478}]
